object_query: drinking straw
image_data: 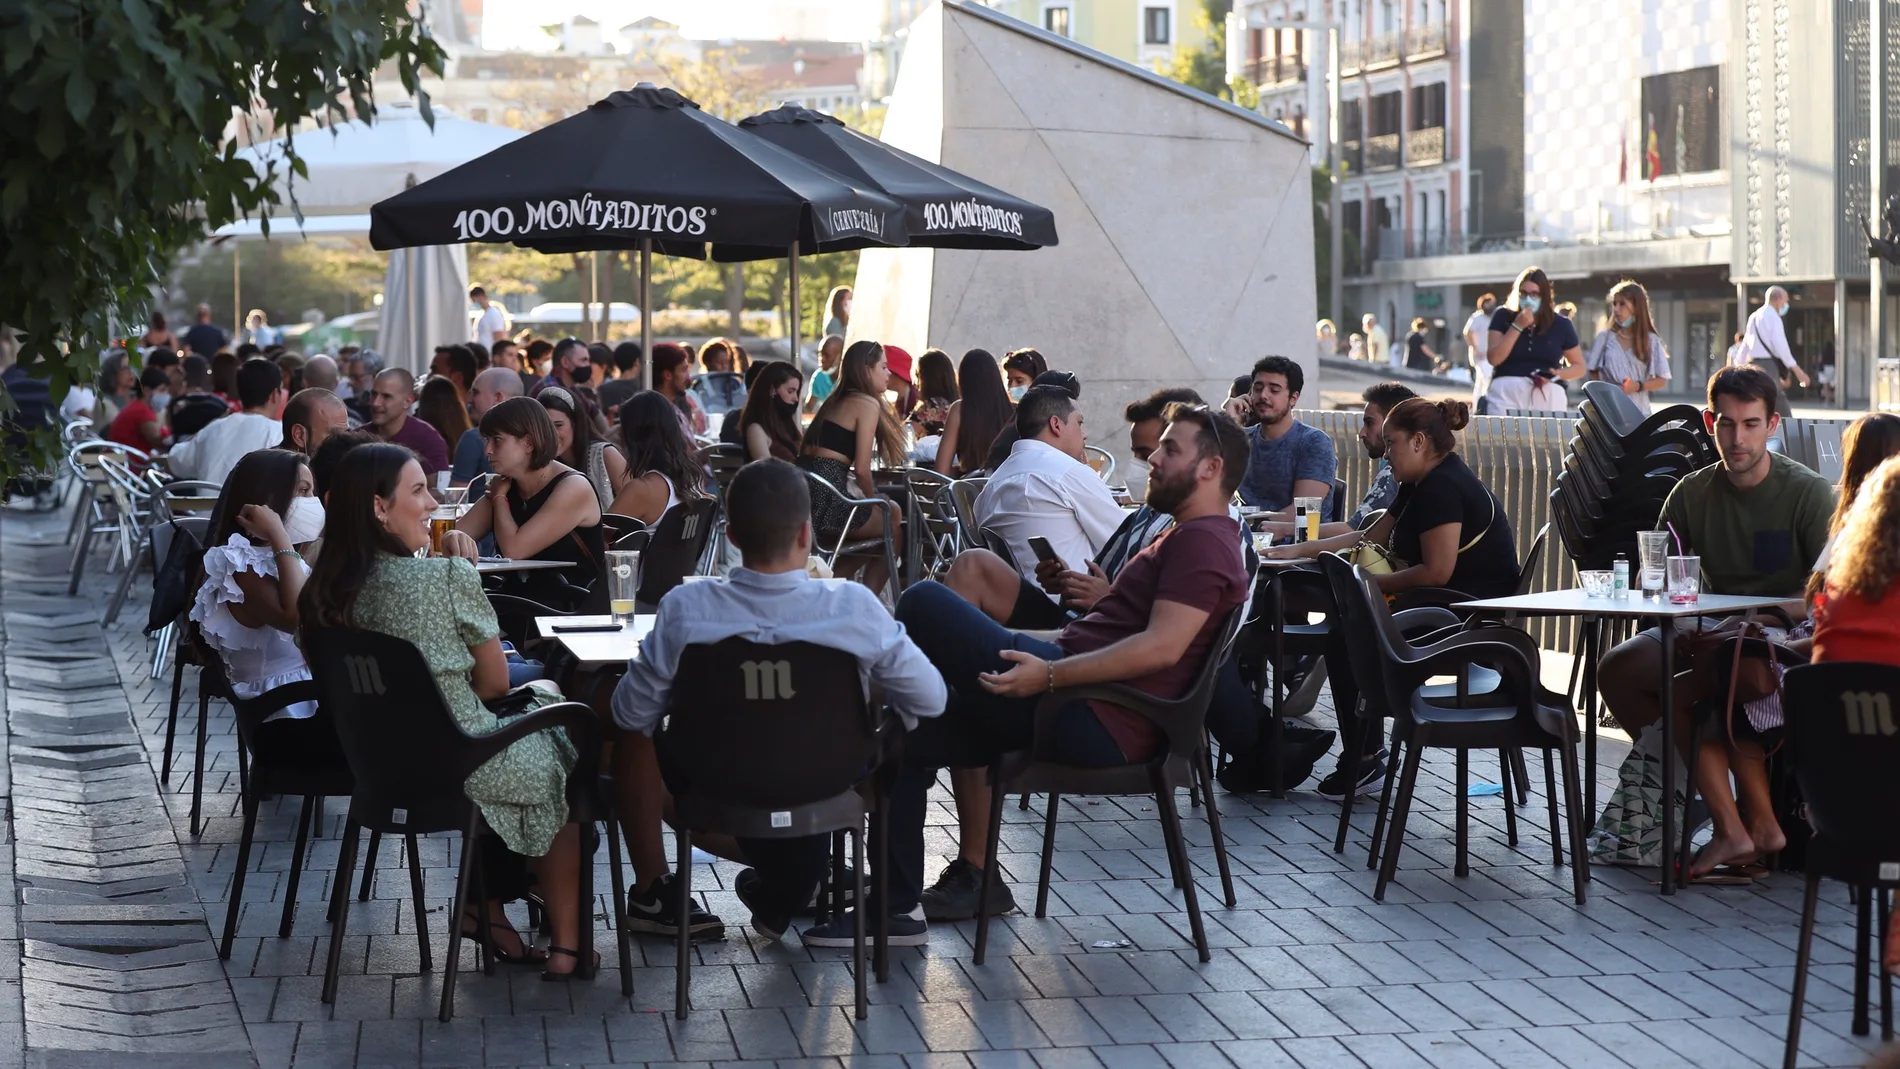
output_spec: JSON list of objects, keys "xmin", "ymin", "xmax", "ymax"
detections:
[{"xmin": 1666, "ymin": 521, "xmax": 1683, "ymax": 555}]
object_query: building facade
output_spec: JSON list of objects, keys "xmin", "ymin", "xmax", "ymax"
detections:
[{"xmin": 984, "ymin": 0, "xmax": 1213, "ymax": 69}]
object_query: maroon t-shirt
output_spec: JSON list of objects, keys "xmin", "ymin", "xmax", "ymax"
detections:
[
  {"xmin": 1057, "ymin": 514, "xmax": 1248, "ymax": 760},
  {"xmin": 380, "ymin": 413, "xmax": 450, "ymax": 480}
]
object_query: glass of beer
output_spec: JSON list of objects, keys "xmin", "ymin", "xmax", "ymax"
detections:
[
  {"xmin": 429, "ymin": 508, "xmax": 457, "ymax": 556},
  {"xmin": 607, "ymin": 550, "xmax": 641, "ymax": 623}
]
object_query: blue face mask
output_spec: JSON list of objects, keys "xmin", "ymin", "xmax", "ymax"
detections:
[
  {"xmin": 1617, "ymin": 315, "xmax": 1634, "ymax": 328},
  {"xmin": 1521, "ymin": 296, "xmax": 1542, "ymax": 314},
  {"xmin": 1775, "ymin": 303, "xmax": 1789, "ymax": 317}
]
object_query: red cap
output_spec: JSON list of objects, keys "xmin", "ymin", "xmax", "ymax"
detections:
[{"xmin": 882, "ymin": 344, "xmax": 913, "ymax": 383}]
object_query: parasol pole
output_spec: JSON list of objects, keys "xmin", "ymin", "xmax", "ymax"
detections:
[
  {"xmin": 788, "ymin": 241, "xmax": 800, "ymax": 371},
  {"xmin": 406, "ymin": 248, "xmax": 417, "ymax": 373},
  {"xmin": 232, "ymin": 245, "xmax": 240, "ymax": 342},
  {"xmin": 640, "ymin": 237, "xmax": 653, "ymax": 392}
]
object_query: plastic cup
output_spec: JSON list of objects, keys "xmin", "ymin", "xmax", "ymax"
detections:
[
  {"xmin": 1638, "ymin": 531, "xmax": 1670, "ymax": 598},
  {"xmin": 607, "ymin": 550, "xmax": 640, "ymax": 622},
  {"xmin": 1579, "ymin": 570, "xmax": 1614, "ymax": 598},
  {"xmin": 1667, "ymin": 555, "xmax": 1701, "ymax": 604}
]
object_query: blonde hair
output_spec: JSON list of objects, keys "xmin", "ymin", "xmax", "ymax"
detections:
[{"xmin": 1829, "ymin": 454, "xmax": 1900, "ymax": 603}]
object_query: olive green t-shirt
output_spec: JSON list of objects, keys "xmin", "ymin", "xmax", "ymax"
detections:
[{"xmin": 1658, "ymin": 452, "xmax": 1834, "ymax": 598}]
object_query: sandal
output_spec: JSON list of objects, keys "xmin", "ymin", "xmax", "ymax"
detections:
[
  {"xmin": 461, "ymin": 910, "xmax": 546, "ymax": 965},
  {"xmin": 540, "ymin": 945, "xmax": 601, "ymax": 983}
]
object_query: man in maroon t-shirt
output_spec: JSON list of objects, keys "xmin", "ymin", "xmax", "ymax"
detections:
[
  {"xmin": 803, "ymin": 403, "xmax": 1253, "ymax": 948},
  {"xmin": 367, "ymin": 368, "xmax": 450, "ymax": 481}
]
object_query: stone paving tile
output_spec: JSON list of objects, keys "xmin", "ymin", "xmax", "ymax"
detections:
[{"xmin": 9, "ymin": 501, "xmax": 1900, "ymax": 1067}]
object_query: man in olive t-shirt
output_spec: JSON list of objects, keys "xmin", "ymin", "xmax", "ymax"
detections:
[{"xmin": 1600, "ymin": 366, "xmax": 1833, "ymax": 740}]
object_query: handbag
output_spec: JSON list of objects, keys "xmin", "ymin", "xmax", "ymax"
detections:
[
  {"xmin": 146, "ymin": 520, "xmax": 206, "ymax": 634},
  {"xmin": 1348, "ymin": 493, "xmax": 1495, "ymax": 577}
]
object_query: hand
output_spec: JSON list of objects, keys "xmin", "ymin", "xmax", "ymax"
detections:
[
  {"xmin": 1265, "ymin": 541, "xmax": 1305, "ymax": 561},
  {"xmin": 235, "ymin": 504, "xmax": 289, "ymax": 551},
  {"xmin": 485, "ymin": 476, "xmax": 511, "ymax": 501},
  {"xmin": 978, "ymin": 649, "xmax": 1051, "ymax": 697},
  {"xmin": 1797, "ymin": 369, "xmax": 1812, "ymax": 388},
  {"xmin": 1033, "ymin": 556, "xmax": 1065, "ymax": 596},
  {"xmin": 1622, "ymin": 377, "xmax": 1640, "ymax": 395},
  {"xmin": 1513, "ymin": 307, "xmax": 1534, "ymax": 330},
  {"xmin": 1221, "ymin": 396, "xmax": 1251, "ymax": 423},
  {"xmin": 1058, "ymin": 562, "xmax": 1112, "ymax": 612},
  {"xmin": 438, "ymin": 529, "xmax": 479, "ymax": 562}
]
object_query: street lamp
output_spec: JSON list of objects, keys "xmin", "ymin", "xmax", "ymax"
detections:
[{"xmin": 1236, "ymin": 5, "xmax": 1342, "ymax": 331}]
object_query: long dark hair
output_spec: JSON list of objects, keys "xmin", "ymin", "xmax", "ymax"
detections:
[
  {"xmin": 416, "ymin": 375, "xmax": 472, "ymax": 448},
  {"xmin": 954, "ymin": 348, "xmax": 1012, "ymax": 475},
  {"xmin": 916, "ymin": 348, "xmax": 958, "ymax": 403},
  {"xmin": 618, "ymin": 390, "xmax": 708, "ymax": 499},
  {"xmin": 805, "ymin": 340, "xmax": 906, "ymax": 467},
  {"xmin": 1607, "ymin": 279, "xmax": 1657, "ymax": 372},
  {"xmin": 1003, "ymin": 347, "xmax": 1047, "ymax": 382},
  {"xmin": 298, "ymin": 444, "xmax": 418, "ymax": 630},
  {"xmin": 207, "ymin": 449, "xmax": 305, "ymax": 550},
  {"xmin": 537, "ymin": 384, "xmax": 600, "ymax": 468},
  {"xmin": 1512, "ymin": 265, "xmax": 1557, "ymax": 335},
  {"xmin": 736, "ymin": 361, "xmax": 803, "ymax": 457}
]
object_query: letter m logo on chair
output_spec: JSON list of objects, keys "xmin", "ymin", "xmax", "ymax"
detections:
[
  {"xmin": 1842, "ymin": 690, "xmax": 1896, "ymax": 736},
  {"xmin": 740, "ymin": 660, "xmax": 795, "ymax": 701},
  {"xmin": 344, "ymin": 655, "xmax": 387, "ymax": 696}
]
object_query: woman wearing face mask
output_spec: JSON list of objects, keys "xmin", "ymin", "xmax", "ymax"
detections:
[
  {"xmin": 188, "ymin": 449, "xmax": 330, "ymax": 735},
  {"xmin": 1585, "ymin": 280, "xmax": 1672, "ymax": 414},
  {"xmin": 1484, "ymin": 265, "xmax": 1585, "ymax": 413},
  {"xmin": 1002, "ymin": 348, "xmax": 1047, "ymax": 401},
  {"xmin": 933, "ymin": 348, "xmax": 1013, "ymax": 476},
  {"xmin": 106, "ymin": 365, "xmax": 172, "ymax": 456},
  {"xmin": 301, "ymin": 444, "xmax": 592, "ymax": 978},
  {"xmin": 798, "ymin": 340, "xmax": 906, "ymax": 591},
  {"xmin": 735, "ymin": 361, "xmax": 804, "ymax": 462}
]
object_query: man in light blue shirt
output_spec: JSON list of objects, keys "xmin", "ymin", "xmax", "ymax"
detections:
[{"xmin": 612, "ymin": 458, "xmax": 945, "ymax": 943}]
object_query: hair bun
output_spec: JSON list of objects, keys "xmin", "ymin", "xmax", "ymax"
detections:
[{"xmin": 1440, "ymin": 400, "xmax": 1471, "ymax": 432}]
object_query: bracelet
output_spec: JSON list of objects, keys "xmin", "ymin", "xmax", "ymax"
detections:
[
  {"xmin": 273, "ymin": 548, "xmax": 302, "ymax": 563},
  {"xmin": 1046, "ymin": 661, "xmax": 1057, "ymax": 693}
]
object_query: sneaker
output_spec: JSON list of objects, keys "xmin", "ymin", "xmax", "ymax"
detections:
[
  {"xmin": 919, "ymin": 858, "xmax": 1017, "ymax": 922},
  {"xmin": 625, "ymin": 873, "xmax": 726, "ymax": 940},
  {"xmin": 734, "ymin": 869, "xmax": 790, "ymax": 942},
  {"xmin": 800, "ymin": 908, "xmax": 927, "ymax": 948},
  {"xmin": 795, "ymin": 866, "xmax": 861, "ymax": 916},
  {"xmin": 1315, "ymin": 751, "xmax": 1388, "ymax": 801},
  {"xmin": 1216, "ymin": 729, "xmax": 1335, "ymax": 794}
]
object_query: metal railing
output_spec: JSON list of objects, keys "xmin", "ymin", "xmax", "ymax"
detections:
[
  {"xmin": 1368, "ymin": 30, "xmax": 1402, "ymax": 66},
  {"xmin": 1245, "ymin": 55, "xmax": 1306, "ymax": 86},
  {"xmin": 1405, "ymin": 21, "xmax": 1447, "ymax": 57},
  {"xmin": 1301, "ymin": 409, "xmax": 1582, "ymax": 653},
  {"xmin": 1340, "ymin": 37, "xmax": 1365, "ymax": 72},
  {"xmin": 1364, "ymin": 132, "xmax": 1400, "ymax": 170},
  {"xmin": 1406, "ymin": 125, "xmax": 1444, "ymax": 166}
]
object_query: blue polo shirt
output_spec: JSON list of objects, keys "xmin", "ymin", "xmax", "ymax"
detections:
[{"xmin": 1236, "ymin": 419, "xmax": 1337, "ymax": 513}]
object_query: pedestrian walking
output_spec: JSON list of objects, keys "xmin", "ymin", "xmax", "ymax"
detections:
[
  {"xmin": 1737, "ymin": 285, "xmax": 1811, "ymax": 416},
  {"xmin": 1462, "ymin": 293, "xmax": 1497, "ymax": 410},
  {"xmin": 1584, "ymin": 280, "xmax": 1672, "ymax": 414},
  {"xmin": 1482, "ymin": 266, "xmax": 1585, "ymax": 413}
]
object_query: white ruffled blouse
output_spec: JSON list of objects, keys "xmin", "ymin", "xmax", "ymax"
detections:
[{"xmin": 188, "ymin": 534, "xmax": 316, "ymax": 723}]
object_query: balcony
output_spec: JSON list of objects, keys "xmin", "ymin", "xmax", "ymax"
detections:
[
  {"xmin": 1339, "ymin": 38, "xmax": 1364, "ymax": 72},
  {"xmin": 1364, "ymin": 132, "xmax": 1400, "ymax": 171},
  {"xmin": 1339, "ymin": 138, "xmax": 1364, "ymax": 174},
  {"xmin": 1406, "ymin": 125, "xmax": 1445, "ymax": 166},
  {"xmin": 1367, "ymin": 30, "xmax": 1402, "ymax": 67},
  {"xmin": 1405, "ymin": 21, "xmax": 1447, "ymax": 58},
  {"xmin": 1244, "ymin": 55, "xmax": 1307, "ymax": 87}
]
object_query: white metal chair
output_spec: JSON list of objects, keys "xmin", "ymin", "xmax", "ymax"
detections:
[{"xmin": 1084, "ymin": 445, "xmax": 1117, "ymax": 484}]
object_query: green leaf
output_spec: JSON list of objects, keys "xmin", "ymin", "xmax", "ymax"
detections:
[{"xmin": 64, "ymin": 66, "xmax": 94, "ymax": 122}]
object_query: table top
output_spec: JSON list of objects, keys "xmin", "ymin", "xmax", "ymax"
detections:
[
  {"xmin": 1454, "ymin": 588, "xmax": 1804, "ymax": 618},
  {"xmin": 474, "ymin": 558, "xmax": 574, "ymax": 575},
  {"xmin": 535, "ymin": 615, "xmax": 655, "ymax": 666}
]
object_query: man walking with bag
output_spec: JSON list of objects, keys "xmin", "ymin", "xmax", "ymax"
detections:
[{"xmin": 1737, "ymin": 286, "xmax": 1812, "ymax": 416}]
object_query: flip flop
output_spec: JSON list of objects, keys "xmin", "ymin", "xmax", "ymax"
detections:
[
  {"xmin": 1714, "ymin": 862, "xmax": 1771, "ymax": 880},
  {"xmin": 1686, "ymin": 869, "xmax": 1754, "ymax": 886}
]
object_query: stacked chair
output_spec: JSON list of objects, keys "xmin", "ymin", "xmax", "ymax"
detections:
[{"xmin": 1549, "ymin": 380, "xmax": 1715, "ymax": 570}]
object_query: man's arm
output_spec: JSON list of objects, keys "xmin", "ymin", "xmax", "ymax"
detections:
[
  {"xmin": 870, "ymin": 604, "xmax": 948, "ymax": 722},
  {"xmin": 1760, "ymin": 311, "xmax": 1796, "ymax": 368},
  {"xmin": 610, "ymin": 605, "xmax": 679, "ymax": 736},
  {"xmin": 1070, "ymin": 467, "xmax": 1130, "ymax": 556},
  {"xmin": 166, "ymin": 431, "xmax": 202, "ymax": 479},
  {"xmin": 980, "ymin": 598, "xmax": 1211, "ymax": 697},
  {"xmin": 1291, "ymin": 429, "xmax": 1337, "ymax": 507}
]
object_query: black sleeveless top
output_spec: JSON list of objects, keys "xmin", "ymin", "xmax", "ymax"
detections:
[
  {"xmin": 810, "ymin": 418, "xmax": 857, "ymax": 457},
  {"xmin": 502, "ymin": 468, "xmax": 607, "ymax": 612}
]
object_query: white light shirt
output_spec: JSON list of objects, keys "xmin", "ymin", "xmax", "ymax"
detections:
[
  {"xmin": 1740, "ymin": 305, "xmax": 1797, "ymax": 369},
  {"xmin": 612, "ymin": 567, "xmax": 946, "ymax": 736},
  {"xmin": 188, "ymin": 535, "xmax": 315, "ymax": 722},
  {"xmin": 166, "ymin": 412, "xmax": 284, "ymax": 484},
  {"xmin": 974, "ymin": 437, "xmax": 1128, "ymax": 582}
]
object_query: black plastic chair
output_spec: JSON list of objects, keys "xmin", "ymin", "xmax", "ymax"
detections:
[
  {"xmin": 1327, "ymin": 477, "xmax": 1349, "ymax": 524},
  {"xmin": 977, "ymin": 525, "xmax": 1022, "ymax": 575},
  {"xmin": 597, "ymin": 512, "xmax": 646, "ymax": 550},
  {"xmin": 303, "ymin": 627, "xmax": 633, "ymax": 1020},
  {"xmin": 637, "ymin": 495, "xmax": 719, "ymax": 609},
  {"xmin": 1332, "ymin": 559, "xmax": 1587, "ymax": 903},
  {"xmin": 972, "ymin": 601, "xmax": 1250, "ymax": 965},
  {"xmin": 154, "ymin": 517, "xmax": 209, "ymax": 797},
  {"xmin": 1235, "ymin": 565, "xmax": 1335, "ymax": 797},
  {"xmin": 657, "ymin": 637, "xmax": 894, "ymax": 1020},
  {"xmin": 1781, "ymin": 662, "xmax": 1900, "ymax": 1067}
]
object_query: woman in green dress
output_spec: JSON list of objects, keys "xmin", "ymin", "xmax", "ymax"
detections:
[{"xmin": 299, "ymin": 443, "xmax": 594, "ymax": 980}]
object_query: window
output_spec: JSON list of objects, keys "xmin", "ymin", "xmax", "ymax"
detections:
[
  {"xmin": 1043, "ymin": 5, "xmax": 1071, "ymax": 37},
  {"xmin": 1638, "ymin": 65, "xmax": 1722, "ymax": 178},
  {"xmin": 1143, "ymin": 6, "xmax": 1171, "ymax": 45},
  {"xmin": 1340, "ymin": 98, "xmax": 1365, "ymax": 143},
  {"xmin": 1409, "ymin": 82, "xmax": 1446, "ymax": 129},
  {"xmin": 1368, "ymin": 91, "xmax": 1402, "ymax": 137}
]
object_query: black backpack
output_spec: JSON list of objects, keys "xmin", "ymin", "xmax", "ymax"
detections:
[{"xmin": 147, "ymin": 521, "xmax": 207, "ymax": 634}]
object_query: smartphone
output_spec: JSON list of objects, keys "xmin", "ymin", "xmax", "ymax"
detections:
[
  {"xmin": 1026, "ymin": 536, "xmax": 1062, "ymax": 568},
  {"xmin": 551, "ymin": 623, "xmax": 622, "ymax": 633}
]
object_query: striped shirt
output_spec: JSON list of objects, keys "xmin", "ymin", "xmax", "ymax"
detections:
[{"xmin": 1586, "ymin": 330, "xmax": 1672, "ymax": 413}]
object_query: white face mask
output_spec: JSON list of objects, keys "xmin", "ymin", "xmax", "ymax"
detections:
[
  {"xmin": 149, "ymin": 390, "xmax": 171, "ymax": 411},
  {"xmin": 281, "ymin": 496, "xmax": 326, "ymax": 545},
  {"xmin": 1008, "ymin": 384, "xmax": 1028, "ymax": 402}
]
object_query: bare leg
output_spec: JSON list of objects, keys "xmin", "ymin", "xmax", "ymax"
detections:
[
  {"xmin": 613, "ymin": 730, "xmax": 669, "ymax": 889},
  {"xmin": 1599, "ymin": 630, "xmax": 1664, "ymax": 735},
  {"xmin": 943, "ymin": 550, "xmax": 1024, "ymax": 624},
  {"xmin": 951, "ymin": 767, "xmax": 990, "ymax": 867},
  {"xmin": 1690, "ymin": 737, "xmax": 1756, "ymax": 876},
  {"xmin": 1731, "ymin": 741, "xmax": 1786, "ymax": 856},
  {"xmin": 526, "ymin": 824, "xmax": 586, "ymax": 973}
]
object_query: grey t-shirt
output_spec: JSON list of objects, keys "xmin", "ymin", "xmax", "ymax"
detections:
[{"xmin": 1237, "ymin": 419, "xmax": 1338, "ymax": 513}]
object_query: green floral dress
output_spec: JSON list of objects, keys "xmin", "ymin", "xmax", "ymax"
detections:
[{"xmin": 351, "ymin": 553, "xmax": 577, "ymax": 856}]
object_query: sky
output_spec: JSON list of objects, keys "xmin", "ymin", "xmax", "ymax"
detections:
[{"xmin": 480, "ymin": 0, "xmax": 881, "ymax": 50}]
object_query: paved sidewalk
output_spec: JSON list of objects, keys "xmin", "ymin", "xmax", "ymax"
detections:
[{"xmin": 6, "ymin": 495, "xmax": 1895, "ymax": 1068}]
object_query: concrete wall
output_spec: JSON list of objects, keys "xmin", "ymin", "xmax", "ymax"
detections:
[{"xmin": 853, "ymin": 0, "xmax": 1316, "ymax": 463}]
